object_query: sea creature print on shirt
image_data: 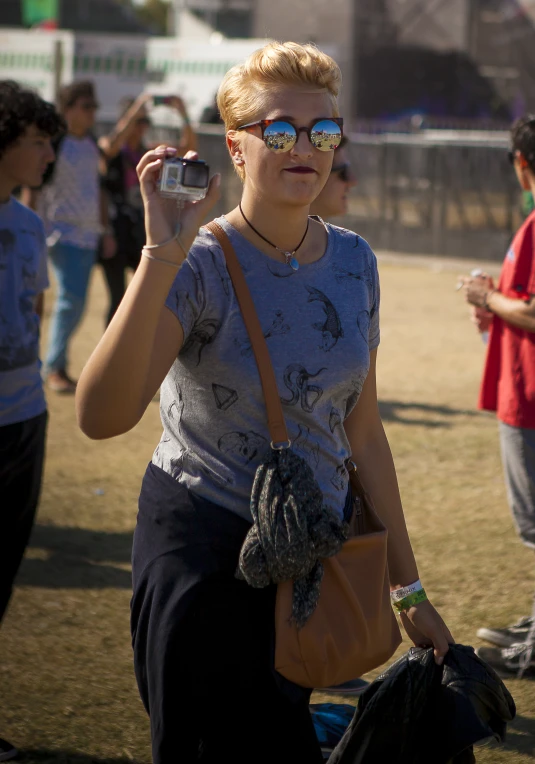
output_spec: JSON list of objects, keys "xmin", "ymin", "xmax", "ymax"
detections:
[
  {"xmin": 181, "ymin": 318, "xmax": 221, "ymax": 366},
  {"xmin": 167, "ymin": 380, "xmax": 185, "ymax": 435},
  {"xmin": 294, "ymin": 423, "xmax": 320, "ymax": 468},
  {"xmin": 209, "ymin": 247, "xmax": 231, "ymax": 297},
  {"xmin": 329, "ymin": 407, "xmax": 343, "ymax": 433},
  {"xmin": 218, "ymin": 430, "xmax": 268, "ymax": 465},
  {"xmin": 305, "ymin": 285, "xmax": 343, "ymax": 351},
  {"xmin": 280, "ymin": 364, "xmax": 326, "ymax": 413},
  {"xmin": 331, "ymin": 463, "xmax": 348, "ymax": 491},
  {"xmin": 332, "ymin": 263, "xmax": 373, "ymax": 292}
]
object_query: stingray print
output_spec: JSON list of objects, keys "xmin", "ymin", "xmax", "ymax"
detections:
[
  {"xmin": 329, "ymin": 407, "xmax": 343, "ymax": 433},
  {"xmin": 306, "ymin": 285, "xmax": 343, "ymax": 351},
  {"xmin": 209, "ymin": 247, "xmax": 231, "ymax": 296},
  {"xmin": 212, "ymin": 383, "xmax": 238, "ymax": 411},
  {"xmin": 331, "ymin": 463, "xmax": 347, "ymax": 491},
  {"xmin": 332, "ymin": 263, "xmax": 373, "ymax": 291},
  {"xmin": 218, "ymin": 430, "xmax": 268, "ymax": 465},
  {"xmin": 280, "ymin": 364, "xmax": 326, "ymax": 413},
  {"xmin": 181, "ymin": 318, "xmax": 221, "ymax": 365},
  {"xmin": 294, "ymin": 423, "xmax": 320, "ymax": 468},
  {"xmin": 235, "ymin": 309, "xmax": 290, "ymax": 357}
]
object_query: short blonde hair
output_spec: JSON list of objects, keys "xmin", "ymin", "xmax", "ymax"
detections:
[{"xmin": 217, "ymin": 41, "xmax": 342, "ymax": 132}]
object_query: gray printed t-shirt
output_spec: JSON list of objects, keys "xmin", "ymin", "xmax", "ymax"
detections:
[{"xmin": 153, "ymin": 216, "xmax": 380, "ymax": 522}]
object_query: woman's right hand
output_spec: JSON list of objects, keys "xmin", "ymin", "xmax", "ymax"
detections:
[{"xmin": 137, "ymin": 145, "xmax": 221, "ymax": 252}]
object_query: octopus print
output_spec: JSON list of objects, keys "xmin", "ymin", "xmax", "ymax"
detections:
[
  {"xmin": 280, "ymin": 364, "xmax": 326, "ymax": 413},
  {"xmin": 306, "ymin": 285, "xmax": 343, "ymax": 351}
]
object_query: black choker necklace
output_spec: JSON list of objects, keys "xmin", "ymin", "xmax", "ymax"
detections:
[{"xmin": 239, "ymin": 202, "xmax": 309, "ymax": 271}]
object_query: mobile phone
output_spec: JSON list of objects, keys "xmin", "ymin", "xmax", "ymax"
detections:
[{"xmin": 153, "ymin": 95, "xmax": 173, "ymax": 106}]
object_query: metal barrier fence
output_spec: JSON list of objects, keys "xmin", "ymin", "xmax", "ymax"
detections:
[{"xmin": 113, "ymin": 123, "xmax": 521, "ymax": 261}]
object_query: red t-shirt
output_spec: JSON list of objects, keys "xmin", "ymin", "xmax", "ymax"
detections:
[{"xmin": 479, "ymin": 210, "xmax": 535, "ymax": 427}]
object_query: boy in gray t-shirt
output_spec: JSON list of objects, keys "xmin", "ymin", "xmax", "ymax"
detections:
[{"xmin": 0, "ymin": 80, "xmax": 63, "ymax": 763}]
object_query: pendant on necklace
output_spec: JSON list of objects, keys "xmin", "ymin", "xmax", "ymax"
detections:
[{"xmin": 284, "ymin": 252, "xmax": 300, "ymax": 271}]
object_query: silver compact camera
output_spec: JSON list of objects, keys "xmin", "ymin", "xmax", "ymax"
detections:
[{"xmin": 158, "ymin": 157, "xmax": 210, "ymax": 202}]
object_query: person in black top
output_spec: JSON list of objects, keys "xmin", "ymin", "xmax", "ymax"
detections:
[{"xmin": 99, "ymin": 93, "xmax": 197, "ymax": 325}]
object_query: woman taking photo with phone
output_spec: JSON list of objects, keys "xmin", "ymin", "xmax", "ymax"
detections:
[{"xmin": 76, "ymin": 42, "xmax": 453, "ymax": 763}]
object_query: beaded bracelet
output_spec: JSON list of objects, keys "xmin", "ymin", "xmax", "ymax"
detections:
[{"xmin": 392, "ymin": 588, "xmax": 428, "ymax": 613}]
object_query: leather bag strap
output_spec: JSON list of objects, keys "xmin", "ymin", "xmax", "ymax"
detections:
[{"xmin": 205, "ymin": 220, "xmax": 289, "ymax": 446}]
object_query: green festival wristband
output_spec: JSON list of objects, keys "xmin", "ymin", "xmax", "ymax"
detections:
[{"xmin": 392, "ymin": 588, "xmax": 428, "ymax": 612}]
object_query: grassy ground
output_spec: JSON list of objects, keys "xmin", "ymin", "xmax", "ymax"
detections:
[{"xmin": 1, "ymin": 255, "xmax": 534, "ymax": 762}]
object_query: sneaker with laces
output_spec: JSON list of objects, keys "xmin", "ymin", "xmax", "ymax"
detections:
[
  {"xmin": 476, "ymin": 642, "xmax": 535, "ymax": 679},
  {"xmin": 477, "ymin": 615, "xmax": 534, "ymax": 648},
  {"xmin": 0, "ymin": 737, "xmax": 17, "ymax": 762}
]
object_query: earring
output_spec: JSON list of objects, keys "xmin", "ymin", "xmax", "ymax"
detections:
[{"xmin": 234, "ymin": 156, "xmax": 244, "ymax": 165}]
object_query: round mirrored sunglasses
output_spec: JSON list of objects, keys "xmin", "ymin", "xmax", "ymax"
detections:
[{"xmin": 237, "ymin": 118, "xmax": 343, "ymax": 153}]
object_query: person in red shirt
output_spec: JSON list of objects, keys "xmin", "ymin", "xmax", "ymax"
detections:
[{"xmin": 459, "ymin": 115, "xmax": 535, "ymax": 678}]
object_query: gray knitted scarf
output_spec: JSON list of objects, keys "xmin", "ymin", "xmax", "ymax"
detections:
[{"xmin": 237, "ymin": 448, "xmax": 349, "ymax": 628}]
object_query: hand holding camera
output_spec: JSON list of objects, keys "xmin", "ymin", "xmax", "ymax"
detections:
[{"xmin": 137, "ymin": 146, "xmax": 220, "ymax": 254}]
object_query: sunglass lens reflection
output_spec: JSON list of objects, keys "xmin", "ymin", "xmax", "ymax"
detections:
[
  {"xmin": 263, "ymin": 121, "xmax": 297, "ymax": 153},
  {"xmin": 310, "ymin": 119, "xmax": 342, "ymax": 151}
]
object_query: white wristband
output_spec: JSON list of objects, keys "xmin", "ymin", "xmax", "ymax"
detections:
[{"xmin": 390, "ymin": 579, "xmax": 423, "ymax": 603}]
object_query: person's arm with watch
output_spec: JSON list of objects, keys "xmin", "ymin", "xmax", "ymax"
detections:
[
  {"xmin": 76, "ymin": 147, "xmax": 220, "ymax": 440},
  {"xmin": 344, "ymin": 350, "xmax": 455, "ymax": 665},
  {"xmin": 461, "ymin": 273, "xmax": 535, "ymax": 333}
]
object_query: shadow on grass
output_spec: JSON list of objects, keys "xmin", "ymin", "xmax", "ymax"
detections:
[
  {"xmin": 379, "ymin": 399, "xmax": 479, "ymax": 428},
  {"xmin": 18, "ymin": 525, "xmax": 134, "ymax": 589},
  {"xmin": 19, "ymin": 752, "xmax": 143, "ymax": 763},
  {"xmin": 478, "ymin": 713, "xmax": 535, "ymax": 756}
]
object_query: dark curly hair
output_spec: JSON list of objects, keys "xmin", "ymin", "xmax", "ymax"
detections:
[
  {"xmin": 511, "ymin": 115, "xmax": 535, "ymax": 174},
  {"xmin": 0, "ymin": 80, "xmax": 65, "ymax": 159}
]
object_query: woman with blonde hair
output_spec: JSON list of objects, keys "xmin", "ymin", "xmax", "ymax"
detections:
[{"xmin": 76, "ymin": 42, "xmax": 453, "ymax": 763}]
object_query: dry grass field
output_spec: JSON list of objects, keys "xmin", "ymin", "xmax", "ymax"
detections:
[{"xmin": 1, "ymin": 253, "xmax": 535, "ymax": 762}]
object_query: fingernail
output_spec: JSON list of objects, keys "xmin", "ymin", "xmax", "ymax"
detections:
[{"xmin": 214, "ymin": 173, "xmax": 221, "ymax": 187}]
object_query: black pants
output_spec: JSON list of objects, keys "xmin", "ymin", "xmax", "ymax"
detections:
[
  {"xmin": 131, "ymin": 464, "xmax": 323, "ymax": 764},
  {"xmin": 99, "ymin": 209, "xmax": 144, "ymax": 326},
  {"xmin": 0, "ymin": 411, "xmax": 47, "ymax": 623}
]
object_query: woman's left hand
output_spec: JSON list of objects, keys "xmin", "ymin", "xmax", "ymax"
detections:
[{"xmin": 399, "ymin": 599, "xmax": 455, "ymax": 666}]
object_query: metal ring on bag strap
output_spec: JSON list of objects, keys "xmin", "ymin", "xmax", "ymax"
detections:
[{"xmin": 271, "ymin": 439, "xmax": 292, "ymax": 450}]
